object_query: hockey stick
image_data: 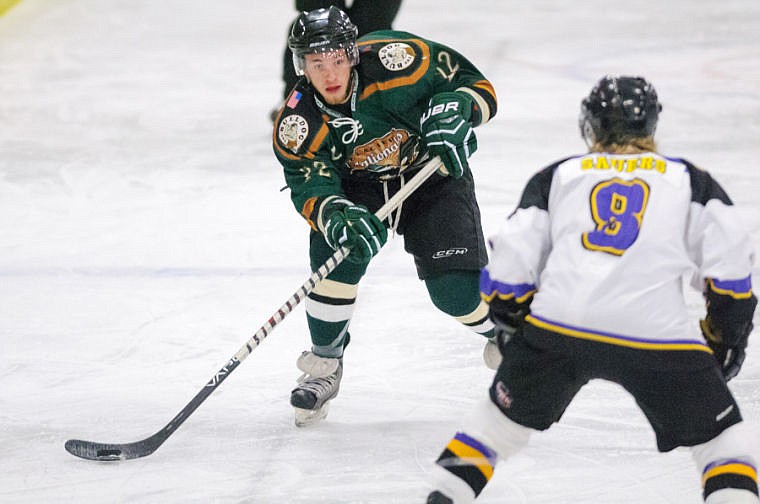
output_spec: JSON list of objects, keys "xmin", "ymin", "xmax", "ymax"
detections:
[{"xmin": 64, "ymin": 156, "xmax": 443, "ymax": 461}]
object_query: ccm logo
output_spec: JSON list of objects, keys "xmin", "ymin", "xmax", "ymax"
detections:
[{"xmin": 432, "ymin": 248, "xmax": 468, "ymax": 259}]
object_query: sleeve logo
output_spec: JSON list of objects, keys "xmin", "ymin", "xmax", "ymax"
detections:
[
  {"xmin": 278, "ymin": 114, "xmax": 309, "ymax": 152},
  {"xmin": 378, "ymin": 42, "xmax": 416, "ymax": 71}
]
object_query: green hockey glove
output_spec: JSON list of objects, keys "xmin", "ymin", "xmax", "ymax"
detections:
[
  {"xmin": 420, "ymin": 91, "xmax": 478, "ymax": 178},
  {"xmin": 323, "ymin": 202, "xmax": 388, "ymax": 264}
]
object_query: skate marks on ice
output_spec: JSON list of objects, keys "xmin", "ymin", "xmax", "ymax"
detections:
[{"xmin": 2, "ymin": 0, "xmax": 760, "ymax": 502}]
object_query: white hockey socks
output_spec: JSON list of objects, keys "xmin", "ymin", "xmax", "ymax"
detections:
[
  {"xmin": 427, "ymin": 397, "xmax": 533, "ymax": 501},
  {"xmin": 691, "ymin": 422, "xmax": 759, "ymax": 503}
]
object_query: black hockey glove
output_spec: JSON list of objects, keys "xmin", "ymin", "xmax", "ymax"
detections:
[
  {"xmin": 323, "ymin": 201, "xmax": 388, "ymax": 264},
  {"xmin": 700, "ymin": 317, "xmax": 752, "ymax": 381},
  {"xmin": 488, "ymin": 295, "xmax": 533, "ymax": 350},
  {"xmin": 420, "ymin": 92, "xmax": 478, "ymax": 178},
  {"xmin": 700, "ymin": 287, "xmax": 756, "ymax": 381}
]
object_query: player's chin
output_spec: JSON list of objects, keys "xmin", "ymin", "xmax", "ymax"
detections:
[{"xmin": 323, "ymin": 88, "xmax": 345, "ymax": 104}]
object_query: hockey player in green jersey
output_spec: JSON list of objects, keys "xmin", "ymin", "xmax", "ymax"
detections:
[{"xmin": 272, "ymin": 6, "xmax": 499, "ymax": 426}]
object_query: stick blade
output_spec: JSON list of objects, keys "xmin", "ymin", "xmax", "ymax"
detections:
[{"xmin": 65, "ymin": 438, "xmax": 159, "ymax": 461}]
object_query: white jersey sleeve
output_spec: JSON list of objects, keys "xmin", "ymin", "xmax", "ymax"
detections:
[
  {"xmin": 483, "ymin": 164, "xmax": 556, "ymax": 302},
  {"xmin": 685, "ymin": 165, "xmax": 755, "ymax": 288},
  {"xmin": 684, "ymin": 164, "xmax": 756, "ymax": 344}
]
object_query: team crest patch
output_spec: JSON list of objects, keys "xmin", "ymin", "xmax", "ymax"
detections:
[
  {"xmin": 378, "ymin": 42, "xmax": 415, "ymax": 71},
  {"xmin": 349, "ymin": 128, "xmax": 411, "ymax": 172},
  {"xmin": 278, "ymin": 114, "xmax": 309, "ymax": 152}
]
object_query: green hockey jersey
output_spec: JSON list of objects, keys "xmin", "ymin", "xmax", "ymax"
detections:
[{"xmin": 273, "ymin": 30, "xmax": 497, "ymax": 232}]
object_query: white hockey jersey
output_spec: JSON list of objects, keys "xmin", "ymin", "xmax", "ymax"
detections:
[{"xmin": 483, "ymin": 152, "xmax": 755, "ymax": 349}]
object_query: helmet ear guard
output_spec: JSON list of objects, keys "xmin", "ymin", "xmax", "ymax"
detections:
[
  {"xmin": 579, "ymin": 75, "xmax": 662, "ymax": 147},
  {"xmin": 288, "ymin": 6, "xmax": 359, "ymax": 76}
]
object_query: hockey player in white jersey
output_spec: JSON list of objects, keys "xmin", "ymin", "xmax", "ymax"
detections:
[{"xmin": 426, "ymin": 75, "xmax": 758, "ymax": 504}]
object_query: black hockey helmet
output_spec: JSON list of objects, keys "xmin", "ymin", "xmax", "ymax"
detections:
[
  {"xmin": 288, "ymin": 6, "xmax": 359, "ymax": 76},
  {"xmin": 579, "ymin": 75, "xmax": 662, "ymax": 146}
]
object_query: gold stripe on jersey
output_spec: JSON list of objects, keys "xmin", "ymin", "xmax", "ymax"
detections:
[
  {"xmin": 472, "ymin": 80, "xmax": 497, "ymax": 99},
  {"xmin": 458, "ymin": 81, "xmax": 498, "ymax": 125},
  {"xmin": 358, "ymin": 38, "xmax": 431, "ymax": 99},
  {"xmin": 306, "ymin": 121, "xmax": 331, "ymax": 156},
  {"xmin": 300, "ymin": 196, "xmax": 318, "ymax": 231},
  {"xmin": 274, "ymin": 122, "xmax": 330, "ymax": 161},
  {"xmin": 457, "ymin": 86, "xmax": 490, "ymax": 126},
  {"xmin": 481, "ymin": 289, "xmax": 536, "ymax": 304},
  {"xmin": 708, "ymin": 278, "xmax": 754, "ymax": 300},
  {"xmin": 526, "ymin": 314, "xmax": 713, "ymax": 353}
]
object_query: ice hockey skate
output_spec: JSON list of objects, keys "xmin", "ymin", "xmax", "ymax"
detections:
[{"xmin": 290, "ymin": 351, "xmax": 343, "ymax": 427}]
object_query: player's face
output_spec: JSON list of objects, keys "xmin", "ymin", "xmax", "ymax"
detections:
[{"xmin": 303, "ymin": 50, "xmax": 352, "ymax": 105}]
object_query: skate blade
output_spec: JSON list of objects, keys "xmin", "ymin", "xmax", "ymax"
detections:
[{"xmin": 294, "ymin": 403, "xmax": 330, "ymax": 427}]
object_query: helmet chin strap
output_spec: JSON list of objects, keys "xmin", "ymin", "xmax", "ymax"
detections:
[{"xmin": 338, "ymin": 71, "xmax": 356, "ymax": 105}]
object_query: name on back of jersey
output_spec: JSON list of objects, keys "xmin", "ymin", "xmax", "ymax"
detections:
[{"xmin": 581, "ymin": 155, "xmax": 668, "ymax": 174}]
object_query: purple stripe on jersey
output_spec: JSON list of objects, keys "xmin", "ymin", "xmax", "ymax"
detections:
[
  {"xmin": 480, "ymin": 269, "xmax": 536, "ymax": 301},
  {"xmin": 711, "ymin": 276, "xmax": 752, "ymax": 295},
  {"xmin": 453, "ymin": 432, "xmax": 497, "ymax": 463},
  {"xmin": 528, "ymin": 313, "xmax": 709, "ymax": 349}
]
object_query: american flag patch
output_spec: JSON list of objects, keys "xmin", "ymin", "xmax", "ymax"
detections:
[{"xmin": 286, "ymin": 91, "xmax": 302, "ymax": 109}]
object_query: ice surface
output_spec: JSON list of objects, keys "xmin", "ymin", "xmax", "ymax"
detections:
[{"xmin": 1, "ymin": 1, "xmax": 759, "ymax": 502}]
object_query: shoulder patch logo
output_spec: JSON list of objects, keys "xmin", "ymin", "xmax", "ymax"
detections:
[
  {"xmin": 378, "ymin": 42, "xmax": 415, "ymax": 71},
  {"xmin": 278, "ymin": 114, "xmax": 309, "ymax": 152}
]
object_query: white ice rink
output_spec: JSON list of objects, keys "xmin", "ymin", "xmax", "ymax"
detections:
[{"xmin": 1, "ymin": 1, "xmax": 759, "ymax": 502}]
